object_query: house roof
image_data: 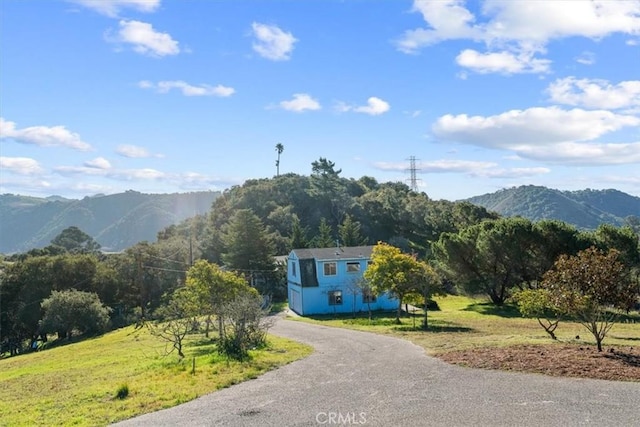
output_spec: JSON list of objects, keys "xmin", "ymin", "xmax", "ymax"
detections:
[{"xmin": 291, "ymin": 245, "xmax": 374, "ymax": 261}]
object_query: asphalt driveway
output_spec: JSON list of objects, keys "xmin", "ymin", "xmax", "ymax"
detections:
[{"xmin": 114, "ymin": 317, "xmax": 640, "ymax": 426}]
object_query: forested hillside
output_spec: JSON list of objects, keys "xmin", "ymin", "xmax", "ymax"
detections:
[
  {"xmin": 466, "ymin": 185, "xmax": 640, "ymax": 229},
  {"xmin": 0, "ymin": 191, "xmax": 219, "ymax": 253},
  {"xmin": 198, "ymin": 160, "xmax": 500, "ymax": 263}
]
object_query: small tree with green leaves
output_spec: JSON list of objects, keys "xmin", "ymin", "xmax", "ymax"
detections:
[
  {"xmin": 364, "ymin": 242, "xmax": 425, "ymax": 324},
  {"xmin": 410, "ymin": 262, "xmax": 441, "ymax": 330},
  {"xmin": 148, "ymin": 287, "xmax": 199, "ymax": 359},
  {"xmin": 541, "ymin": 247, "xmax": 637, "ymax": 351},
  {"xmin": 185, "ymin": 260, "xmax": 249, "ymax": 339},
  {"xmin": 513, "ymin": 288, "xmax": 560, "ymax": 340}
]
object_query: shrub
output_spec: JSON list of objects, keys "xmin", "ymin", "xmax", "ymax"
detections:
[
  {"xmin": 115, "ymin": 383, "xmax": 129, "ymax": 400},
  {"xmin": 217, "ymin": 291, "xmax": 271, "ymax": 361}
]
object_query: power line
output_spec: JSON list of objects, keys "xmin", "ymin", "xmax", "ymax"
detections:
[
  {"xmin": 142, "ymin": 265, "xmax": 189, "ymax": 273},
  {"xmin": 143, "ymin": 253, "xmax": 191, "ymax": 265}
]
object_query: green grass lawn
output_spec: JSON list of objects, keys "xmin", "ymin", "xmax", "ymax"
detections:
[
  {"xmin": 0, "ymin": 326, "xmax": 312, "ymax": 426},
  {"xmin": 290, "ymin": 295, "xmax": 640, "ymax": 354}
]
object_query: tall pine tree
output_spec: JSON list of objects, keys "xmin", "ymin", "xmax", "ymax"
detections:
[
  {"xmin": 221, "ymin": 209, "xmax": 275, "ymax": 294},
  {"xmin": 338, "ymin": 214, "xmax": 368, "ymax": 247},
  {"xmin": 312, "ymin": 218, "xmax": 335, "ymax": 248}
]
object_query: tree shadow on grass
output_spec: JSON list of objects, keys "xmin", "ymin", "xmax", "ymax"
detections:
[
  {"xmin": 604, "ymin": 349, "xmax": 640, "ymax": 368},
  {"xmin": 185, "ymin": 337, "xmax": 217, "ymax": 357},
  {"xmin": 463, "ymin": 302, "xmax": 522, "ymax": 318},
  {"xmin": 305, "ymin": 310, "xmax": 398, "ymax": 326},
  {"xmin": 392, "ymin": 320, "xmax": 475, "ymax": 333},
  {"xmin": 610, "ymin": 335, "xmax": 640, "ymax": 341},
  {"xmin": 614, "ymin": 311, "xmax": 640, "ymax": 323}
]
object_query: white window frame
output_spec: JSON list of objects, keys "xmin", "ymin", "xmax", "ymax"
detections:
[{"xmin": 324, "ymin": 262, "xmax": 337, "ymax": 276}]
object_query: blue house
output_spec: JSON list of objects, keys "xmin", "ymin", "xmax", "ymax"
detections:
[{"xmin": 287, "ymin": 245, "xmax": 397, "ymax": 315}]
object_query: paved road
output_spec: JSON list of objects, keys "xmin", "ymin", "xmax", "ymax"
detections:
[{"xmin": 115, "ymin": 317, "xmax": 640, "ymax": 426}]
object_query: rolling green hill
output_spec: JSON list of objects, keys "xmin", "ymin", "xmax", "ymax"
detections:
[
  {"xmin": 0, "ymin": 190, "xmax": 219, "ymax": 253},
  {"xmin": 466, "ymin": 185, "xmax": 640, "ymax": 229}
]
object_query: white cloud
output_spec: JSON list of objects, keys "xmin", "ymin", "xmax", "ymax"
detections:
[
  {"xmin": 575, "ymin": 51, "xmax": 596, "ymax": 65},
  {"xmin": 107, "ymin": 20, "xmax": 179, "ymax": 57},
  {"xmin": 470, "ymin": 167, "xmax": 551, "ymax": 178},
  {"xmin": 0, "ymin": 157, "xmax": 44, "ymax": 175},
  {"xmin": 397, "ymin": 0, "xmax": 640, "ymax": 74},
  {"xmin": 337, "ymin": 97, "xmax": 390, "ymax": 116},
  {"xmin": 84, "ymin": 157, "xmax": 112, "ymax": 169},
  {"xmin": 547, "ymin": 77, "xmax": 640, "ymax": 109},
  {"xmin": 433, "ymin": 107, "xmax": 640, "ymax": 165},
  {"xmin": 374, "ymin": 159, "xmax": 550, "ymax": 179},
  {"xmin": 480, "ymin": 0, "xmax": 640, "ymax": 43},
  {"xmin": 375, "ymin": 159, "xmax": 496, "ymax": 173},
  {"xmin": 396, "ymin": 0, "xmax": 481, "ymax": 53},
  {"xmin": 251, "ymin": 22, "xmax": 297, "ymax": 61},
  {"xmin": 434, "ymin": 107, "xmax": 639, "ymax": 146},
  {"xmin": 70, "ymin": 0, "xmax": 160, "ymax": 17},
  {"xmin": 455, "ymin": 49, "xmax": 550, "ymax": 74},
  {"xmin": 52, "ymin": 162, "xmax": 237, "ymax": 190},
  {"xmin": 279, "ymin": 93, "xmax": 321, "ymax": 112},
  {"xmin": 55, "ymin": 165, "xmax": 166, "ymax": 180},
  {"xmin": 116, "ymin": 144, "xmax": 163, "ymax": 158},
  {"xmin": 0, "ymin": 117, "xmax": 92, "ymax": 151},
  {"xmin": 516, "ymin": 141, "xmax": 640, "ymax": 165},
  {"xmin": 138, "ymin": 80, "xmax": 235, "ymax": 97}
]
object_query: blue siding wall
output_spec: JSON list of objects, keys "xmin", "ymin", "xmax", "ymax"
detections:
[{"xmin": 287, "ymin": 250, "xmax": 397, "ymax": 315}]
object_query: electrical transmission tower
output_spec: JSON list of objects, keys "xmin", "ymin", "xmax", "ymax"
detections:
[{"xmin": 406, "ymin": 156, "xmax": 421, "ymax": 192}]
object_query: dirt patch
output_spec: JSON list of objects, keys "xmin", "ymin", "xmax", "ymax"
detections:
[{"xmin": 438, "ymin": 344, "xmax": 640, "ymax": 382}]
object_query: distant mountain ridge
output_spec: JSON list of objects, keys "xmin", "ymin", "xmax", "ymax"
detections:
[
  {"xmin": 465, "ymin": 185, "xmax": 640, "ymax": 229},
  {"xmin": 2, "ymin": 185, "xmax": 637, "ymax": 254},
  {"xmin": 0, "ymin": 190, "xmax": 219, "ymax": 253}
]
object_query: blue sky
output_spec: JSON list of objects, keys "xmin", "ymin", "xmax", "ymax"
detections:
[{"xmin": 1, "ymin": 0, "xmax": 639, "ymax": 201}]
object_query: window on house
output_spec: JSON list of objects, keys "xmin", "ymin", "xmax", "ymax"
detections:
[
  {"xmin": 292, "ymin": 262, "xmax": 296, "ymax": 277},
  {"xmin": 362, "ymin": 288, "xmax": 377, "ymax": 303},
  {"xmin": 324, "ymin": 262, "xmax": 337, "ymax": 276},
  {"xmin": 346, "ymin": 262, "xmax": 360, "ymax": 273},
  {"xmin": 329, "ymin": 290, "xmax": 343, "ymax": 305}
]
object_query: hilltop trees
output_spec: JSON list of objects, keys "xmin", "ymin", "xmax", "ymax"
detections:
[{"xmin": 50, "ymin": 226, "xmax": 101, "ymax": 255}]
